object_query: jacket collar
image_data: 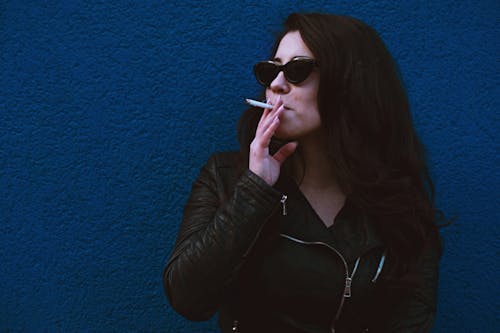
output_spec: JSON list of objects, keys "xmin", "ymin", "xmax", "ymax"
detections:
[{"xmin": 274, "ymin": 174, "xmax": 384, "ymax": 263}]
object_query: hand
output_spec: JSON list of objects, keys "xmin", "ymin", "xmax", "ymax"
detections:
[{"xmin": 249, "ymin": 97, "xmax": 298, "ymax": 186}]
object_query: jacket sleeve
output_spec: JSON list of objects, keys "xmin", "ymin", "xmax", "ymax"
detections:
[
  {"xmin": 387, "ymin": 235, "xmax": 441, "ymax": 333},
  {"xmin": 163, "ymin": 154, "xmax": 283, "ymax": 321}
]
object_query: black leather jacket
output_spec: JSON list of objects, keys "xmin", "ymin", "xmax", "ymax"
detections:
[{"xmin": 164, "ymin": 152, "xmax": 440, "ymax": 333}]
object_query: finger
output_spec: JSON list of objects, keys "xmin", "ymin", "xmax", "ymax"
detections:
[
  {"xmin": 273, "ymin": 142, "xmax": 298, "ymax": 165},
  {"xmin": 257, "ymin": 104, "xmax": 285, "ymax": 137},
  {"xmin": 256, "ymin": 99, "xmax": 276, "ymax": 134},
  {"xmin": 262, "ymin": 104, "xmax": 286, "ymax": 133},
  {"xmin": 268, "ymin": 97, "xmax": 283, "ymax": 118},
  {"xmin": 260, "ymin": 98, "xmax": 281, "ymax": 125},
  {"xmin": 258, "ymin": 116, "xmax": 280, "ymax": 148},
  {"xmin": 257, "ymin": 99, "xmax": 273, "ymax": 126}
]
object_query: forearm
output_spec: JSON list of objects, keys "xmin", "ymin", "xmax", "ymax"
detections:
[{"xmin": 164, "ymin": 168, "xmax": 282, "ymax": 320}]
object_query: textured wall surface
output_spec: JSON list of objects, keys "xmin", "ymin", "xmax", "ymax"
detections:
[{"xmin": 1, "ymin": 0, "xmax": 498, "ymax": 332}]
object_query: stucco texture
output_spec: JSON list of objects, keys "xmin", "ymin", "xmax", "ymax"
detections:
[{"xmin": 1, "ymin": 0, "xmax": 498, "ymax": 332}]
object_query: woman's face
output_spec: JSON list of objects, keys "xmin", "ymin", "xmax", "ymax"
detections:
[{"xmin": 266, "ymin": 31, "xmax": 321, "ymax": 140}]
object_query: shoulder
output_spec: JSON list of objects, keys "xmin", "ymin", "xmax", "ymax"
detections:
[
  {"xmin": 205, "ymin": 151, "xmax": 241, "ymax": 170},
  {"xmin": 201, "ymin": 151, "xmax": 243, "ymax": 196}
]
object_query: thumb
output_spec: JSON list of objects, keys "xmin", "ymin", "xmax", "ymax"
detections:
[{"xmin": 273, "ymin": 141, "xmax": 298, "ymax": 165}]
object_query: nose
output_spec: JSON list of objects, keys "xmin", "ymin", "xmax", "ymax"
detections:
[{"xmin": 269, "ymin": 71, "xmax": 290, "ymax": 94}]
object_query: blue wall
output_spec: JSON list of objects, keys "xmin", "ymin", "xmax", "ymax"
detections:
[{"xmin": 1, "ymin": 1, "xmax": 498, "ymax": 332}]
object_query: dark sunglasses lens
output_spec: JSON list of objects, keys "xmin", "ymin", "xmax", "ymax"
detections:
[
  {"xmin": 254, "ymin": 62, "xmax": 279, "ymax": 86},
  {"xmin": 285, "ymin": 60, "xmax": 314, "ymax": 83}
]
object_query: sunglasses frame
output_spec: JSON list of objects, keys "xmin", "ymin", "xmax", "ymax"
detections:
[{"xmin": 253, "ymin": 56, "xmax": 318, "ymax": 87}]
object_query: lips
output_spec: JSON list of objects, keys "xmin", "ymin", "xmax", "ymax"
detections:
[{"xmin": 269, "ymin": 97, "xmax": 291, "ymax": 110}]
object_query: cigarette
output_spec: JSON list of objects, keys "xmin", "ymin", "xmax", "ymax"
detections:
[{"xmin": 245, "ymin": 98, "xmax": 273, "ymax": 109}]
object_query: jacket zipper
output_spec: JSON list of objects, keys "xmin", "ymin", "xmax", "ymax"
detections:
[
  {"xmin": 231, "ymin": 319, "xmax": 239, "ymax": 332},
  {"xmin": 280, "ymin": 194, "xmax": 288, "ymax": 215},
  {"xmin": 235, "ymin": 195, "xmax": 288, "ymax": 332},
  {"xmin": 279, "ymin": 233, "xmax": 360, "ymax": 333},
  {"xmin": 371, "ymin": 250, "xmax": 386, "ymax": 282},
  {"xmin": 242, "ymin": 194, "xmax": 288, "ymax": 258},
  {"xmin": 238, "ymin": 193, "xmax": 386, "ymax": 332}
]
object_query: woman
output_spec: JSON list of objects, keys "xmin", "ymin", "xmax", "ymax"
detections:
[{"xmin": 164, "ymin": 13, "xmax": 443, "ymax": 333}]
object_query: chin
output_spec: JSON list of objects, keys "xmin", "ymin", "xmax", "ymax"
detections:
[
  {"xmin": 273, "ymin": 128, "xmax": 292, "ymax": 140},
  {"xmin": 274, "ymin": 132, "xmax": 299, "ymax": 142}
]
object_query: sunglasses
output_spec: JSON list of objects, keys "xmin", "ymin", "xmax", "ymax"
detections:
[{"xmin": 253, "ymin": 57, "xmax": 318, "ymax": 87}]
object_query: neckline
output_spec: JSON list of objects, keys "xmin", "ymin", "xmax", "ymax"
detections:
[
  {"xmin": 274, "ymin": 173, "xmax": 385, "ymax": 261},
  {"xmin": 297, "ymin": 187, "xmax": 351, "ymax": 230}
]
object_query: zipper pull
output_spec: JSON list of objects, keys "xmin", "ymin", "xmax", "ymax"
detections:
[
  {"xmin": 232, "ymin": 320, "xmax": 239, "ymax": 332},
  {"xmin": 344, "ymin": 277, "xmax": 352, "ymax": 298},
  {"xmin": 280, "ymin": 195, "xmax": 288, "ymax": 216}
]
